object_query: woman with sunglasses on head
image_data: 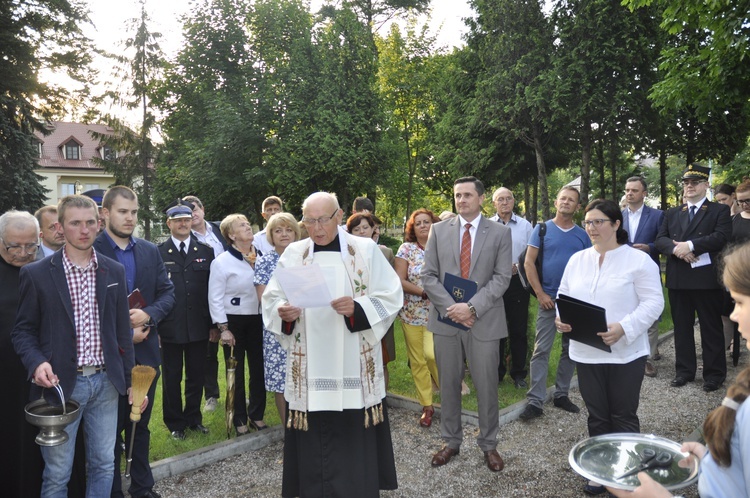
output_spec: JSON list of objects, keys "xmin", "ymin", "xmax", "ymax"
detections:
[
  {"xmin": 608, "ymin": 241, "xmax": 750, "ymax": 498},
  {"xmin": 555, "ymin": 199, "xmax": 664, "ymax": 495}
]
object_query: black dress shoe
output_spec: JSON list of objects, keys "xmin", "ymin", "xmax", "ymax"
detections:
[
  {"xmin": 170, "ymin": 430, "xmax": 186, "ymax": 441},
  {"xmin": 137, "ymin": 490, "xmax": 162, "ymax": 498},
  {"xmin": 670, "ymin": 376, "xmax": 693, "ymax": 387},
  {"xmin": 703, "ymin": 380, "xmax": 722, "ymax": 392},
  {"xmin": 188, "ymin": 424, "xmax": 210, "ymax": 434}
]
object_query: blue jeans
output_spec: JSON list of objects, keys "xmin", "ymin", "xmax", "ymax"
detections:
[{"xmin": 41, "ymin": 372, "xmax": 119, "ymax": 498}]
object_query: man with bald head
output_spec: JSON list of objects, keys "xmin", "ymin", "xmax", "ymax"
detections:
[
  {"xmin": 0, "ymin": 211, "xmax": 43, "ymax": 497},
  {"xmin": 262, "ymin": 192, "xmax": 403, "ymax": 497},
  {"xmin": 490, "ymin": 187, "xmax": 533, "ymax": 388}
]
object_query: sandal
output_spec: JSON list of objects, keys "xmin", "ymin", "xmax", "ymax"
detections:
[
  {"xmin": 235, "ymin": 425, "xmax": 249, "ymax": 436},
  {"xmin": 419, "ymin": 406, "xmax": 434, "ymax": 428}
]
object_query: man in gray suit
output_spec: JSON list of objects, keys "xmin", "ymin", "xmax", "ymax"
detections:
[{"xmin": 422, "ymin": 176, "xmax": 512, "ymax": 472}]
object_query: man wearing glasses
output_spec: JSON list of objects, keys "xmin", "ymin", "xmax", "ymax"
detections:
[
  {"xmin": 262, "ymin": 192, "xmax": 402, "ymax": 497},
  {"xmin": 656, "ymin": 163, "xmax": 732, "ymax": 392},
  {"xmin": 489, "ymin": 187, "xmax": 533, "ymax": 389},
  {"xmin": 0, "ymin": 211, "xmax": 43, "ymax": 497}
]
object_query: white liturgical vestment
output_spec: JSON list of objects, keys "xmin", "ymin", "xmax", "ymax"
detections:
[{"xmin": 262, "ymin": 227, "xmax": 402, "ymax": 414}]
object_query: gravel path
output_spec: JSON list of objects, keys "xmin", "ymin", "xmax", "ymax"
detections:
[{"xmin": 155, "ymin": 332, "xmax": 746, "ymax": 497}]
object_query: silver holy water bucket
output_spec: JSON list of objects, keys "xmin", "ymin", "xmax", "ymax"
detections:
[{"xmin": 24, "ymin": 384, "xmax": 81, "ymax": 446}]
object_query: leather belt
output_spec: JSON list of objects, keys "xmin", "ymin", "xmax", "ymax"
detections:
[{"xmin": 77, "ymin": 364, "xmax": 106, "ymax": 376}]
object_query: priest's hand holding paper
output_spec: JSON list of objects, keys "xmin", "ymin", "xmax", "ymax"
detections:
[
  {"xmin": 597, "ymin": 323, "xmax": 624, "ymax": 347},
  {"xmin": 331, "ymin": 296, "xmax": 355, "ymax": 317},
  {"xmin": 278, "ymin": 303, "xmax": 302, "ymax": 322}
]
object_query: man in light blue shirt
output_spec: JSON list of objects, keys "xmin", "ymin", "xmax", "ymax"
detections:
[
  {"xmin": 489, "ymin": 187, "xmax": 533, "ymax": 388},
  {"xmin": 520, "ymin": 186, "xmax": 591, "ymax": 420}
]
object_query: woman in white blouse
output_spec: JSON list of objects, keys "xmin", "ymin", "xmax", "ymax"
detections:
[
  {"xmin": 209, "ymin": 214, "xmax": 267, "ymax": 435},
  {"xmin": 555, "ymin": 199, "xmax": 664, "ymax": 496}
]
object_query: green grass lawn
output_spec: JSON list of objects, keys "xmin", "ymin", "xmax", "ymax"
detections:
[{"xmin": 148, "ymin": 289, "xmax": 674, "ymax": 461}]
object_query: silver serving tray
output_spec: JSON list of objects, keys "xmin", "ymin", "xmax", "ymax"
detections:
[{"xmin": 569, "ymin": 433, "xmax": 701, "ymax": 491}]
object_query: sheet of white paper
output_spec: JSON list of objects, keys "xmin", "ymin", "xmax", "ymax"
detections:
[
  {"xmin": 274, "ymin": 264, "xmax": 333, "ymax": 308},
  {"xmin": 691, "ymin": 252, "xmax": 711, "ymax": 268}
]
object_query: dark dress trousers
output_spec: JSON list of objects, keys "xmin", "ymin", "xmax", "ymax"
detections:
[
  {"xmin": 93, "ymin": 233, "xmax": 175, "ymax": 498},
  {"xmin": 157, "ymin": 238, "xmax": 214, "ymax": 432},
  {"xmin": 655, "ymin": 201, "xmax": 731, "ymax": 383}
]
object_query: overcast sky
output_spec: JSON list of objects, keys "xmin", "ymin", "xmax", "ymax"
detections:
[{"xmin": 85, "ymin": 0, "xmax": 475, "ymax": 57}]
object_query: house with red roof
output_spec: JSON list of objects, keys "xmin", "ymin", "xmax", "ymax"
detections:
[{"xmin": 33, "ymin": 121, "xmax": 118, "ymax": 205}]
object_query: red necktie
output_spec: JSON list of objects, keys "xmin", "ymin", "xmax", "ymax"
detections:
[{"xmin": 461, "ymin": 223, "xmax": 472, "ymax": 278}]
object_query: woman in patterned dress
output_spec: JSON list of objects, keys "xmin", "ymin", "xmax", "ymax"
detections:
[
  {"xmin": 255, "ymin": 212, "xmax": 301, "ymax": 425},
  {"xmin": 395, "ymin": 208, "xmax": 442, "ymax": 427}
]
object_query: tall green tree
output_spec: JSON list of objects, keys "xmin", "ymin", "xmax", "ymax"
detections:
[
  {"xmin": 625, "ymin": 0, "xmax": 750, "ymax": 117},
  {"xmin": 94, "ymin": 0, "xmax": 164, "ymax": 239},
  {"xmin": 0, "ymin": 0, "xmax": 94, "ymax": 211},
  {"xmin": 553, "ymin": 0, "xmax": 661, "ymax": 202},
  {"xmin": 469, "ymin": 0, "xmax": 558, "ymax": 218},
  {"xmin": 377, "ymin": 19, "xmax": 439, "ymax": 219},
  {"xmin": 155, "ymin": 0, "xmax": 263, "ymax": 219}
]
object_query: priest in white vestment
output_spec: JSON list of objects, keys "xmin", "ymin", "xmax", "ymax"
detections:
[{"xmin": 262, "ymin": 192, "xmax": 402, "ymax": 498}]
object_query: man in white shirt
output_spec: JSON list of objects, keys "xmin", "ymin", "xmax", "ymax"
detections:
[
  {"xmin": 622, "ymin": 177, "xmax": 665, "ymax": 377},
  {"xmin": 655, "ymin": 164, "xmax": 731, "ymax": 393},
  {"xmin": 489, "ymin": 187, "xmax": 533, "ymax": 388},
  {"xmin": 34, "ymin": 205, "xmax": 65, "ymax": 257}
]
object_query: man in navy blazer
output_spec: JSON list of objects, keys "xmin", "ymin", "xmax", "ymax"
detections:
[
  {"xmin": 622, "ymin": 176, "xmax": 665, "ymax": 377},
  {"xmin": 655, "ymin": 164, "xmax": 731, "ymax": 393},
  {"xmin": 12, "ymin": 195, "xmax": 135, "ymax": 497},
  {"xmin": 94, "ymin": 186, "xmax": 175, "ymax": 498}
]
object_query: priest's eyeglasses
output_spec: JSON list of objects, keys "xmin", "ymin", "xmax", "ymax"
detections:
[
  {"xmin": 582, "ymin": 219, "xmax": 612, "ymax": 228},
  {"xmin": 1, "ymin": 238, "xmax": 40, "ymax": 255},
  {"xmin": 302, "ymin": 210, "xmax": 337, "ymax": 227}
]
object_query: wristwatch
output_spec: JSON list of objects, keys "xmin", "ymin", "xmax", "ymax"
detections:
[{"xmin": 467, "ymin": 302, "xmax": 477, "ymax": 317}]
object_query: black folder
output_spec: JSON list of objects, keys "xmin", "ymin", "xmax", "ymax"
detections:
[
  {"xmin": 556, "ymin": 294, "xmax": 611, "ymax": 353},
  {"xmin": 437, "ymin": 273, "xmax": 478, "ymax": 331}
]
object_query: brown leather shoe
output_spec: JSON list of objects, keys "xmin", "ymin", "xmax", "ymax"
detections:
[
  {"xmin": 484, "ymin": 449, "xmax": 505, "ymax": 472},
  {"xmin": 644, "ymin": 360, "xmax": 657, "ymax": 378},
  {"xmin": 431, "ymin": 446, "xmax": 459, "ymax": 467},
  {"xmin": 419, "ymin": 406, "xmax": 434, "ymax": 428}
]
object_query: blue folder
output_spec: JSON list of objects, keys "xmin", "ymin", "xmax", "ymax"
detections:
[{"xmin": 437, "ymin": 272, "xmax": 478, "ymax": 331}]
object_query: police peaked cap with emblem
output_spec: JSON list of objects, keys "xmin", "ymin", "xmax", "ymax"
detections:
[
  {"xmin": 682, "ymin": 163, "xmax": 711, "ymax": 181},
  {"xmin": 164, "ymin": 198, "xmax": 195, "ymax": 219}
]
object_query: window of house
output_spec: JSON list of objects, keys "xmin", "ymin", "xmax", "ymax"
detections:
[
  {"xmin": 65, "ymin": 140, "xmax": 80, "ymax": 160},
  {"xmin": 37, "ymin": 142, "xmax": 43, "ymax": 157},
  {"xmin": 85, "ymin": 184, "xmax": 99, "ymax": 191},
  {"xmin": 60, "ymin": 183, "xmax": 76, "ymax": 196},
  {"xmin": 101, "ymin": 146, "xmax": 117, "ymax": 160}
]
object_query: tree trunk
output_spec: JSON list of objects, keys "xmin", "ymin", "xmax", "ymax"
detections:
[
  {"xmin": 685, "ymin": 117, "xmax": 695, "ymax": 166},
  {"xmin": 596, "ymin": 136, "xmax": 605, "ymax": 199},
  {"xmin": 659, "ymin": 146, "xmax": 668, "ymax": 210},
  {"xmin": 609, "ymin": 129, "xmax": 618, "ymax": 202},
  {"xmin": 580, "ymin": 119, "xmax": 592, "ymax": 207},
  {"xmin": 532, "ymin": 125, "xmax": 550, "ymax": 220},
  {"xmin": 532, "ymin": 180, "xmax": 538, "ymax": 224},
  {"xmin": 523, "ymin": 181, "xmax": 530, "ymax": 221}
]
